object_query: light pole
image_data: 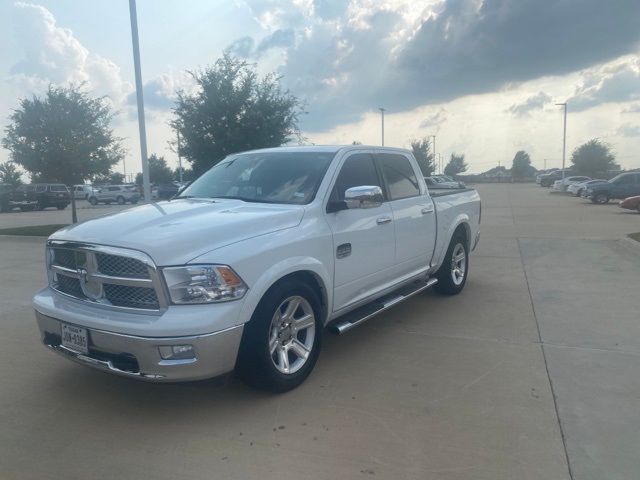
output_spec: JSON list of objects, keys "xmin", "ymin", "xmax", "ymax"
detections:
[
  {"xmin": 555, "ymin": 102, "xmax": 567, "ymax": 181},
  {"xmin": 177, "ymin": 131, "xmax": 183, "ymax": 184},
  {"xmin": 431, "ymin": 135, "xmax": 436, "ymax": 173},
  {"xmin": 379, "ymin": 108, "xmax": 385, "ymax": 146},
  {"xmin": 129, "ymin": 0, "xmax": 151, "ymax": 202}
]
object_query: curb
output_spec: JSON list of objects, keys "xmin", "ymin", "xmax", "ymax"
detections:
[{"xmin": 619, "ymin": 235, "xmax": 640, "ymax": 254}]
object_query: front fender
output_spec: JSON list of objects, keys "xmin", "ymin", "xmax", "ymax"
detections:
[{"xmin": 237, "ymin": 257, "xmax": 332, "ymax": 326}]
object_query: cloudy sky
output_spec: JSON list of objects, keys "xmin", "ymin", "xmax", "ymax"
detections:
[{"xmin": 1, "ymin": 0, "xmax": 639, "ymax": 176}]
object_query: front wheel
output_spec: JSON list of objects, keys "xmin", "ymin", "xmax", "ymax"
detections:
[
  {"xmin": 56, "ymin": 204, "xmax": 66, "ymax": 210},
  {"xmin": 116, "ymin": 196, "xmax": 125, "ymax": 205},
  {"xmin": 434, "ymin": 234, "xmax": 469, "ymax": 295},
  {"xmin": 592, "ymin": 193, "xmax": 609, "ymax": 204},
  {"xmin": 237, "ymin": 279, "xmax": 322, "ymax": 392},
  {"xmin": 89, "ymin": 197, "xmax": 98, "ymax": 206}
]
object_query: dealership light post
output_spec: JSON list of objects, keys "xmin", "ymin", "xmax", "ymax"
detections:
[
  {"xmin": 129, "ymin": 0, "xmax": 151, "ymax": 202},
  {"xmin": 379, "ymin": 107, "xmax": 385, "ymax": 146},
  {"xmin": 177, "ymin": 131, "xmax": 183, "ymax": 183},
  {"xmin": 431, "ymin": 135, "xmax": 436, "ymax": 173},
  {"xmin": 556, "ymin": 102, "xmax": 567, "ymax": 181}
]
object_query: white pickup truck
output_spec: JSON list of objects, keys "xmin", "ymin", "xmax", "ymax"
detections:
[{"xmin": 34, "ymin": 146, "xmax": 481, "ymax": 391}]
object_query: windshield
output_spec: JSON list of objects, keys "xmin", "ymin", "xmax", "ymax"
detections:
[{"xmin": 179, "ymin": 151, "xmax": 335, "ymax": 204}]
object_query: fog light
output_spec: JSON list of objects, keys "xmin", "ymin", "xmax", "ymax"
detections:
[{"xmin": 158, "ymin": 345, "xmax": 195, "ymax": 360}]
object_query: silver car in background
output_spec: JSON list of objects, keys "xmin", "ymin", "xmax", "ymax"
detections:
[{"xmin": 88, "ymin": 185, "xmax": 140, "ymax": 205}]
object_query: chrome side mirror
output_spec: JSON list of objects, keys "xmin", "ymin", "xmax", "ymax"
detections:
[{"xmin": 344, "ymin": 185, "xmax": 383, "ymax": 209}]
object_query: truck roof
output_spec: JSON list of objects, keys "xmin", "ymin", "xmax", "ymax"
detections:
[{"xmin": 238, "ymin": 145, "xmax": 412, "ymax": 155}]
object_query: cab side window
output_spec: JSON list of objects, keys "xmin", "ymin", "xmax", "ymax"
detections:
[
  {"xmin": 331, "ymin": 154, "xmax": 381, "ymax": 202},
  {"xmin": 376, "ymin": 154, "xmax": 420, "ymax": 200}
]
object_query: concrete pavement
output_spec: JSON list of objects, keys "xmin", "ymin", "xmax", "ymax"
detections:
[{"xmin": 0, "ymin": 183, "xmax": 639, "ymax": 479}]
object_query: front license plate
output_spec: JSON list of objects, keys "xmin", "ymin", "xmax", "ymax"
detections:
[{"xmin": 61, "ymin": 323, "xmax": 89, "ymax": 354}]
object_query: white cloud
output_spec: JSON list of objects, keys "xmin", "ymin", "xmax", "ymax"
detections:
[
  {"xmin": 617, "ymin": 124, "xmax": 640, "ymax": 138},
  {"xmin": 10, "ymin": 2, "xmax": 132, "ymax": 105},
  {"xmin": 507, "ymin": 92, "xmax": 552, "ymax": 117},
  {"xmin": 568, "ymin": 56, "xmax": 640, "ymax": 112}
]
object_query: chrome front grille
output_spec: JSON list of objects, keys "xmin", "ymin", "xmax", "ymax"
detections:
[
  {"xmin": 96, "ymin": 253, "xmax": 150, "ymax": 279},
  {"xmin": 48, "ymin": 242, "xmax": 165, "ymax": 311},
  {"xmin": 103, "ymin": 284, "xmax": 159, "ymax": 309}
]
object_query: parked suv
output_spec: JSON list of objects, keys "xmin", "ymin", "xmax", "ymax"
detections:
[
  {"xmin": 538, "ymin": 169, "xmax": 572, "ymax": 187},
  {"xmin": 585, "ymin": 172, "xmax": 640, "ymax": 204},
  {"xmin": 72, "ymin": 184, "xmax": 96, "ymax": 200},
  {"xmin": 1, "ymin": 183, "xmax": 38, "ymax": 212},
  {"xmin": 26, "ymin": 183, "xmax": 71, "ymax": 210},
  {"xmin": 88, "ymin": 185, "xmax": 140, "ymax": 205}
]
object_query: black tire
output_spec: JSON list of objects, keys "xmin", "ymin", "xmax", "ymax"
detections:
[
  {"xmin": 131, "ymin": 199, "xmax": 138, "ymax": 204},
  {"xmin": 56, "ymin": 204, "xmax": 67, "ymax": 210},
  {"xmin": 592, "ymin": 193, "xmax": 609, "ymax": 204},
  {"xmin": 236, "ymin": 278, "xmax": 323, "ymax": 392},
  {"xmin": 434, "ymin": 233, "xmax": 469, "ymax": 295},
  {"xmin": 89, "ymin": 197, "xmax": 98, "ymax": 206},
  {"xmin": 116, "ymin": 196, "xmax": 125, "ymax": 205}
]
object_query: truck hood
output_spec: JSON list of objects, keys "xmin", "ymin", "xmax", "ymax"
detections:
[{"xmin": 49, "ymin": 198, "xmax": 305, "ymax": 265}]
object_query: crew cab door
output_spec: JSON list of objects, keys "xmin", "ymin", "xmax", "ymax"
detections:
[
  {"xmin": 375, "ymin": 153, "xmax": 436, "ymax": 272},
  {"xmin": 325, "ymin": 153, "xmax": 396, "ymax": 312}
]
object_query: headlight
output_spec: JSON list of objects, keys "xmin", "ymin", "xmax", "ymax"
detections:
[{"xmin": 162, "ymin": 265, "xmax": 248, "ymax": 304}]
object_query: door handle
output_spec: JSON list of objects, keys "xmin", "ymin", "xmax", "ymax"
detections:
[
  {"xmin": 376, "ymin": 217, "xmax": 392, "ymax": 225},
  {"xmin": 421, "ymin": 206, "xmax": 434, "ymax": 214}
]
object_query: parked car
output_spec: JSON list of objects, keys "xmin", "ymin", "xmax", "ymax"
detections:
[
  {"xmin": 34, "ymin": 145, "xmax": 481, "ymax": 391},
  {"xmin": 426, "ymin": 175, "xmax": 466, "ymax": 189},
  {"xmin": 88, "ymin": 185, "xmax": 140, "ymax": 205},
  {"xmin": 538, "ymin": 169, "xmax": 572, "ymax": 187},
  {"xmin": 1, "ymin": 183, "xmax": 38, "ymax": 212},
  {"xmin": 551, "ymin": 176, "xmax": 591, "ymax": 192},
  {"xmin": 72, "ymin": 184, "xmax": 96, "ymax": 200},
  {"xmin": 152, "ymin": 183, "xmax": 180, "ymax": 200},
  {"xmin": 535, "ymin": 169, "xmax": 559, "ymax": 184},
  {"xmin": 568, "ymin": 179, "xmax": 607, "ymax": 196},
  {"xmin": 22, "ymin": 183, "xmax": 71, "ymax": 210},
  {"xmin": 585, "ymin": 172, "xmax": 640, "ymax": 204},
  {"xmin": 619, "ymin": 195, "xmax": 640, "ymax": 213}
]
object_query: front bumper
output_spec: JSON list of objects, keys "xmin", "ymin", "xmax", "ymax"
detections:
[{"xmin": 35, "ymin": 310, "xmax": 243, "ymax": 382}]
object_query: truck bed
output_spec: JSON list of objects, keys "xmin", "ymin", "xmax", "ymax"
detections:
[{"xmin": 430, "ymin": 187, "xmax": 481, "ymax": 269}]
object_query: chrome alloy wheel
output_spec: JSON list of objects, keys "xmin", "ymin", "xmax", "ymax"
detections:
[
  {"xmin": 450, "ymin": 243, "xmax": 466, "ymax": 286},
  {"xmin": 269, "ymin": 296, "xmax": 316, "ymax": 374}
]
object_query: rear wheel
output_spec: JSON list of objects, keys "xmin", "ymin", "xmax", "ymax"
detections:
[
  {"xmin": 56, "ymin": 204, "xmax": 66, "ymax": 210},
  {"xmin": 593, "ymin": 193, "xmax": 609, "ymax": 204},
  {"xmin": 434, "ymin": 234, "xmax": 469, "ymax": 295},
  {"xmin": 237, "ymin": 279, "xmax": 322, "ymax": 392},
  {"xmin": 116, "ymin": 196, "xmax": 125, "ymax": 205},
  {"xmin": 89, "ymin": 197, "xmax": 98, "ymax": 206}
]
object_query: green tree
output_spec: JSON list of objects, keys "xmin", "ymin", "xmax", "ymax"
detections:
[
  {"xmin": 93, "ymin": 171, "xmax": 126, "ymax": 186},
  {"xmin": 172, "ymin": 54, "xmax": 303, "ymax": 174},
  {"xmin": 135, "ymin": 154, "xmax": 174, "ymax": 185},
  {"xmin": 0, "ymin": 162, "xmax": 24, "ymax": 187},
  {"xmin": 410, "ymin": 137, "xmax": 435, "ymax": 176},
  {"xmin": 444, "ymin": 153, "xmax": 468, "ymax": 177},
  {"xmin": 511, "ymin": 150, "xmax": 533, "ymax": 178},
  {"xmin": 173, "ymin": 166, "xmax": 196, "ymax": 183},
  {"xmin": 570, "ymin": 139, "xmax": 618, "ymax": 177},
  {"xmin": 2, "ymin": 85, "xmax": 123, "ymax": 185}
]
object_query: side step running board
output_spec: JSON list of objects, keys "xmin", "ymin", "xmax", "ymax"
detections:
[{"xmin": 329, "ymin": 277, "xmax": 438, "ymax": 335}]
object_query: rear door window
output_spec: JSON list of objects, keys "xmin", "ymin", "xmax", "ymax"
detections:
[{"xmin": 376, "ymin": 153, "xmax": 420, "ymax": 200}]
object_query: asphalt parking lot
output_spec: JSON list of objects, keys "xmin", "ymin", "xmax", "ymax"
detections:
[
  {"xmin": 1, "ymin": 183, "xmax": 639, "ymax": 480},
  {"xmin": 0, "ymin": 200, "xmax": 132, "ymax": 229}
]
